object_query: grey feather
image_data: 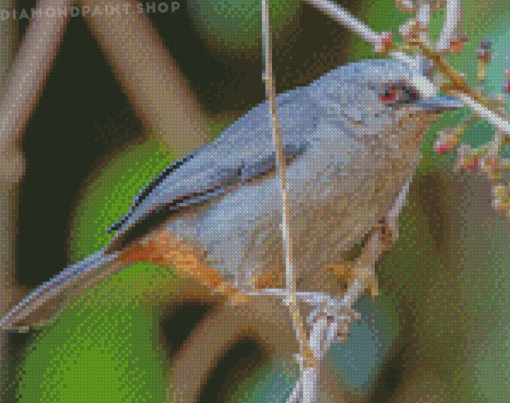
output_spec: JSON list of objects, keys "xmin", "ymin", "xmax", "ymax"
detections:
[
  {"xmin": 108, "ymin": 83, "xmax": 320, "ymax": 238},
  {"xmin": 108, "ymin": 59, "xmax": 418, "ymax": 239},
  {"xmin": 1, "ymin": 58, "xmax": 464, "ymax": 329}
]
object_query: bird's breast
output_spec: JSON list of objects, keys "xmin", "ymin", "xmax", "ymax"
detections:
[{"xmin": 163, "ymin": 121, "xmax": 424, "ymax": 292}]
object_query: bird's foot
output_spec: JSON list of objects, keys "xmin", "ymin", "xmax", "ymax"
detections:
[
  {"xmin": 305, "ymin": 298, "xmax": 361, "ymax": 357},
  {"xmin": 247, "ymin": 288, "xmax": 360, "ymax": 352},
  {"xmin": 283, "ymin": 295, "xmax": 361, "ymax": 403}
]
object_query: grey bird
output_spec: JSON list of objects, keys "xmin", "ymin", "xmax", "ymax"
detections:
[{"xmin": 1, "ymin": 58, "xmax": 463, "ymax": 330}]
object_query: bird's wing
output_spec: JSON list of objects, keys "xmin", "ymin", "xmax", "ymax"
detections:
[
  {"xmin": 2, "ymin": 88, "xmax": 321, "ymax": 329},
  {"xmin": 107, "ymin": 86, "xmax": 320, "ymax": 245}
]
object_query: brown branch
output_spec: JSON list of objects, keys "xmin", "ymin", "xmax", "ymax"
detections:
[
  {"xmin": 80, "ymin": 0, "xmax": 210, "ymax": 159},
  {"xmin": 0, "ymin": 0, "xmax": 72, "ymax": 396}
]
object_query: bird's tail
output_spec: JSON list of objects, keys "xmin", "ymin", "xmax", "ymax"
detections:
[
  {"xmin": 0, "ymin": 249, "xmax": 123, "ymax": 331},
  {"xmin": 0, "ymin": 234, "xmax": 250, "ymax": 331}
]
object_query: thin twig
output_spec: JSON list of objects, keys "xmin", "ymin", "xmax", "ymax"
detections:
[
  {"xmin": 261, "ymin": 0, "xmax": 316, "ymax": 397},
  {"xmin": 416, "ymin": 2, "xmax": 431, "ymax": 44},
  {"xmin": 416, "ymin": 2, "xmax": 431, "ymax": 27},
  {"xmin": 453, "ymin": 92, "xmax": 510, "ymax": 137},
  {"xmin": 436, "ymin": 0, "xmax": 462, "ymax": 51},
  {"xmin": 301, "ymin": 316, "xmax": 327, "ymax": 402}
]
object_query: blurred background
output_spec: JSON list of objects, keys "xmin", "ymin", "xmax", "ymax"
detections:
[{"xmin": 2, "ymin": 0, "xmax": 510, "ymax": 401}]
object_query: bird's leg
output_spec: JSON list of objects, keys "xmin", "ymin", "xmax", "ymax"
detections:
[
  {"xmin": 282, "ymin": 226, "xmax": 388, "ymax": 403},
  {"xmin": 344, "ymin": 179, "xmax": 410, "ymax": 301},
  {"xmin": 342, "ymin": 226, "xmax": 383, "ymax": 305},
  {"xmin": 247, "ymin": 217, "xmax": 392, "ymax": 341},
  {"xmin": 250, "ymin": 181, "xmax": 411, "ymax": 401},
  {"xmin": 248, "ymin": 175, "xmax": 409, "ymax": 324}
]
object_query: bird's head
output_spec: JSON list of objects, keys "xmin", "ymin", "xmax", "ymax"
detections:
[{"xmin": 311, "ymin": 57, "xmax": 464, "ymax": 158}]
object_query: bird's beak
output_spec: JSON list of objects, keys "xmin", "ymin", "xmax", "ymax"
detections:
[{"xmin": 414, "ymin": 96, "xmax": 464, "ymax": 112}]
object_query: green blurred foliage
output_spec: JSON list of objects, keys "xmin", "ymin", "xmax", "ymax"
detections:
[
  {"xmin": 8, "ymin": 263, "xmax": 183, "ymax": 402},
  {"xmin": 69, "ymin": 138, "xmax": 173, "ymax": 262},
  {"xmin": 187, "ymin": 0, "xmax": 302, "ymax": 55}
]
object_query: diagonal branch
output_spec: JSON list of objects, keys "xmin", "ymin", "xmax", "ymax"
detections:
[
  {"xmin": 80, "ymin": 0, "xmax": 210, "ymax": 159},
  {"xmin": 305, "ymin": 0, "xmax": 384, "ymax": 48}
]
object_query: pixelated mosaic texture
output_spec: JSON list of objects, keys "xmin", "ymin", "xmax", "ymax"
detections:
[{"xmin": 3, "ymin": 0, "xmax": 510, "ymax": 401}]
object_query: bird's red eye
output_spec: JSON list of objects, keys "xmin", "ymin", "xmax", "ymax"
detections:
[{"xmin": 381, "ymin": 87, "xmax": 396, "ymax": 101}]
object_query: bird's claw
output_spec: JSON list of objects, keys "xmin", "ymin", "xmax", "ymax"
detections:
[
  {"xmin": 306, "ymin": 300, "xmax": 361, "ymax": 356},
  {"xmin": 306, "ymin": 300, "xmax": 359, "ymax": 328}
]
